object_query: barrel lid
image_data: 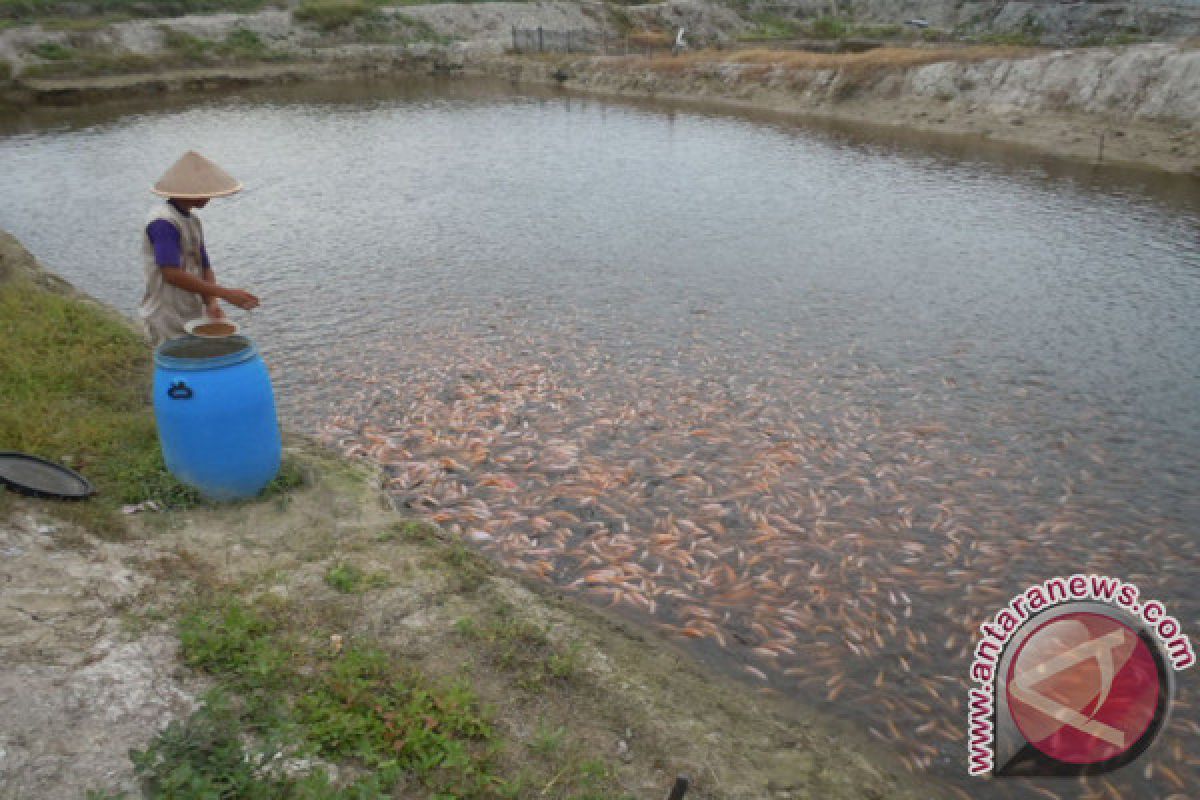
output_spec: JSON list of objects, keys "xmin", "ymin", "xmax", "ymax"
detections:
[
  {"xmin": 0, "ymin": 452, "xmax": 94, "ymax": 500},
  {"xmin": 155, "ymin": 335, "xmax": 257, "ymax": 370}
]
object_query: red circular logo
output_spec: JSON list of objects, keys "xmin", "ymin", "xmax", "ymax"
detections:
[{"xmin": 1005, "ymin": 611, "xmax": 1161, "ymax": 765}]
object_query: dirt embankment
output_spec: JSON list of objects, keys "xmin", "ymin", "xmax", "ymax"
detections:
[
  {"xmin": 492, "ymin": 42, "xmax": 1200, "ymax": 174},
  {"xmin": 1, "ymin": 0, "xmax": 1198, "ymax": 173},
  {"xmin": 0, "ymin": 230, "xmax": 943, "ymax": 799}
]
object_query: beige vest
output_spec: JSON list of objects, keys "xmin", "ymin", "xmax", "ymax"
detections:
[{"xmin": 139, "ymin": 201, "xmax": 207, "ymax": 346}]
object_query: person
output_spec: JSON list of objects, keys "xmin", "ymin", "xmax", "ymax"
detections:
[
  {"xmin": 672, "ymin": 27, "xmax": 687, "ymax": 55},
  {"xmin": 140, "ymin": 150, "xmax": 260, "ymax": 346}
]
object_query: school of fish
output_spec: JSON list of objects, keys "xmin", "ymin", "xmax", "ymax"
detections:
[{"xmin": 280, "ymin": 318, "xmax": 1198, "ymax": 800}]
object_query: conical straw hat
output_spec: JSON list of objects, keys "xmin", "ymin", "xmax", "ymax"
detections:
[{"xmin": 152, "ymin": 150, "xmax": 242, "ymax": 199}]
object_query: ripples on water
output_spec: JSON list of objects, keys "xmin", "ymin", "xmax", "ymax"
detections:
[{"xmin": 2, "ymin": 78, "xmax": 1199, "ymax": 799}]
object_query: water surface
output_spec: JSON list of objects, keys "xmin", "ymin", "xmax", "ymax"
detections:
[{"xmin": 3, "ymin": 77, "xmax": 1198, "ymax": 799}]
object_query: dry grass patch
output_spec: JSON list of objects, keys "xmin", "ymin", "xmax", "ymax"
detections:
[{"xmin": 626, "ymin": 45, "xmax": 1037, "ymax": 76}]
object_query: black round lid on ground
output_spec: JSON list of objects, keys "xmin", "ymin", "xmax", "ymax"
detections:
[{"xmin": 0, "ymin": 452, "xmax": 94, "ymax": 500}]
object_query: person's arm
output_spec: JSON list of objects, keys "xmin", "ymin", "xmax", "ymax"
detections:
[
  {"xmin": 160, "ymin": 268, "xmax": 260, "ymax": 310},
  {"xmin": 202, "ymin": 261, "xmax": 225, "ymax": 319}
]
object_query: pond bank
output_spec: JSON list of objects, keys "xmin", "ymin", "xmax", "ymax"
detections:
[
  {"xmin": 0, "ymin": 229, "xmax": 945, "ymax": 798},
  {"xmin": 487, "ymin": 44, "xmax": 1200, "ymax": 175},
  {"xmin": 4, "ymin": 42, "xmax": 1197, "ymax": 175}
]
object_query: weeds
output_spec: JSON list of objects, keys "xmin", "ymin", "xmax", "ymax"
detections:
[
  {"xmin": 21, "ymin": 27, "xmax": 285, "ymax": 78},
  {"xmin": 530, "ymin": 721, "xmax": 566, "ymax": 756},
  {"xmin": 161, "ymin": 27, "xmax": 282, "ymax": 63},
  {"xmin": 454, "ymin": 605, "xmax": 583, "ymax": 689},
  {"xmin": 809, "ymin": 15, "xmax": 847, "ymax": 40},
  {"xmin": 293, "ymin": 0, "xmax": 373, "ymax": 31},
  {"xmin": 0, "ymin": 0, "xmax": 268, "ymax": 24},
  {"xmin": 392, "ymin": 11, "xmax": 454, "ymax": 44},
  {"xmin": 143, "ymin": 594, "xmax": 506, "ymax": 798},
  {"xmin": 738, "ymin": 12, "xmax": 799, "ymax": 42},
  {"xmin": 21, "ymin": 50, "xmax": 160, "ymax": 77},
  {"xmin": 31, "ymin": 40, "xmax": 73, "ymax": 59},
  {"xmin": 129, "ymin": 690, "xmax": 336, "ymax": 798},
  {"xmin": 37, "ymin": 12, "xmax": 130, "ymax": 30},
  {"xmin": 324, "ymin": 561, "xmax": 389, "ymax": 593}
]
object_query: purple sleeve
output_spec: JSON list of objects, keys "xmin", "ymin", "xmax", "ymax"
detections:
[
  {"xmin": 202, "ymin": 245, "xmax": 210, "ymax": 270},
  {"xmin": 146, "ymin": 219, "xmax": 182, "ymax": 268}
]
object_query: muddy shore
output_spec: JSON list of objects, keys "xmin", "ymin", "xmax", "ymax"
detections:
[{"xmin": 0, "ymin": 229, "xmax": 945, "ymax": 798}]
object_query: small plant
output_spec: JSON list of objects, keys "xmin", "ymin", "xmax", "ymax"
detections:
[
  {"xmin": 739, "ymin": 12, "xmax": 799, "ymax": 42},
  {"xmin": 324, "ymin": 561, "xmax": 389, "ymax": 593},
  {"xmin": 608, "ymin": 6, "xmax": 633, "ymax": 35},
  {"xmin": 430, "ymin": 538, "xmax": 491, "ymax": 591},
  {"xmin": 529, "ymin": 721, "xmax": 566, "ymax": 756},
  {"xmin": 324, "ymin": 562, "xmax": 363, "ymax": 592},
  {"xmin": 546, "ymin": 641, "xmax": 583, "ymax": 680},
  {"xmin": 31, "ymin": 41, "xmax": 74, "ymax": 60},
  {"xmin": 393, "ymin": 12, "xmax": 453, "ymax": 44},
  {"xmin": 129, "ymin": 691, "xmax": 319, "ymax": 798},
  {"xmin": 294, "ymin": 0, "xmax": 372, "ymax": 31},
  {"xmin": 178, "ymin": 599, "xmax": 293, "ymax": 689},
  {"xmin": 453, "ymin": 605, "xmax": 582, "ymax": 689},
  {"xmin": 294, "ymin": 645, "xmax": 496, "ymax": 795},
  {"xmin": 809, "ymin": 15, "xmax": 847, "ymax": 40},
  {"xmin": 851, "ymin": 24, "xmax": 902, "ymax": 39},
  {"xmin": 222, "ymin": 27, "xmax": 266, "ymax": 56},
  {"xmin": 38, "ymin": 14, "xmax": 131, "ymax": 31}
]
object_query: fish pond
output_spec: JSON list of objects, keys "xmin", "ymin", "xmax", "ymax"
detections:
[{"xmin": 2, "ymin": 77, "xmax": 1199, "ymax": 799}]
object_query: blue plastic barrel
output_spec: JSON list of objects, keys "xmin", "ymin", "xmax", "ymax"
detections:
[{"xmin": 153, "ymin": 335, "xmax": 281, "ymax": 501}]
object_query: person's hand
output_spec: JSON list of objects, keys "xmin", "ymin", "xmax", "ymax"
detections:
[{"xmin": 221, "ymin": 288, "xmax": 260, "ymax": 311}]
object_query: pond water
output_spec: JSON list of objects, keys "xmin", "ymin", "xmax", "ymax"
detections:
[{"xmin": 3, "ymin": 77, "xmax": 1198, "ymax": 799}]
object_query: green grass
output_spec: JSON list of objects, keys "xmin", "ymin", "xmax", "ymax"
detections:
[
  {"xmin": 324, "ymin": 561, "xmax": 389, "ymax": 593},
  {"xmin": 850, "ymin": 24, "xmax": 902, "ymax": 39},
  {"xmin": 738, "ymin": 12, "xmax": 800, "ymax": 42},
  {"xmin": 20, "ymin": 50, "xmax": 160, "ymax": 78},
  {"xmin": 130, "ymin": 690, "xmax": 343, "ymax": 799},
  {"xmin": 809, "ymin": 15, "xmax": 848, "ymax": 40},
  {"xmin": 454, "ymin": 604, "xmax": 584, "ymax": 690},
  {"xmin": 0, "ymin": 278, "xmax": 304, "ymax": 530},
  {"xmin": 0, "ymin": 0, "xmax": 269, "ymax": 23},
  {"xmin": 1079, "ymin": 31, "xmax": 1147, "ymax": 47},
  {"xmin": 30, "ymin": 40, "xmax": 73, "ymax": 59},
  {"xmin": 146, "ymin": 595, "xmax": 506, "ymax": 798},
  {"xmin": 115, "ymin": 591, "xmax": 630, "ymax": 799},
  {"xmin": 978, "ymin": 12, "xmax": 1044, "ymax": 46},
  {"xmin": 293, "ymin": 0, "xmax": 374, "ymax": 31},
  {"xmin": 0, "ymin": 280, "xmax": 171, "ymax": 515},
  {"xmin": 161, "ymin": 26, "xmax": 277, "ymax": 62},
  {"xmin": 38, "ymin": 13, "xmax": 130, "ymax": 30},
  {"xmin": 976, "ymin": 30, "xmax": 1041, "ymax": 46},
  {"xmin": 392, "ymin": 11, "xmax": 454, "ymax": 44},
  {"xmin": 291, "ymin": 0, "xmax": 453, "ymax": 41}
]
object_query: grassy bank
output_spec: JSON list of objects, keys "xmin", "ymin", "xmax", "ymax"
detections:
[
  {"xmin": 0, "ymin": 0, "xmax": 272, "ymax": 24},
  {"xmin": 1, "ymin": 231, "xmax": 935, "ymax": 799},
  {"xmin": 0, "ymin": 235, "xmax": 633, "ymax": 798},
  {"xmin": 0, "ymin": 232, "xmax": 301, "ymax": 534}
]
